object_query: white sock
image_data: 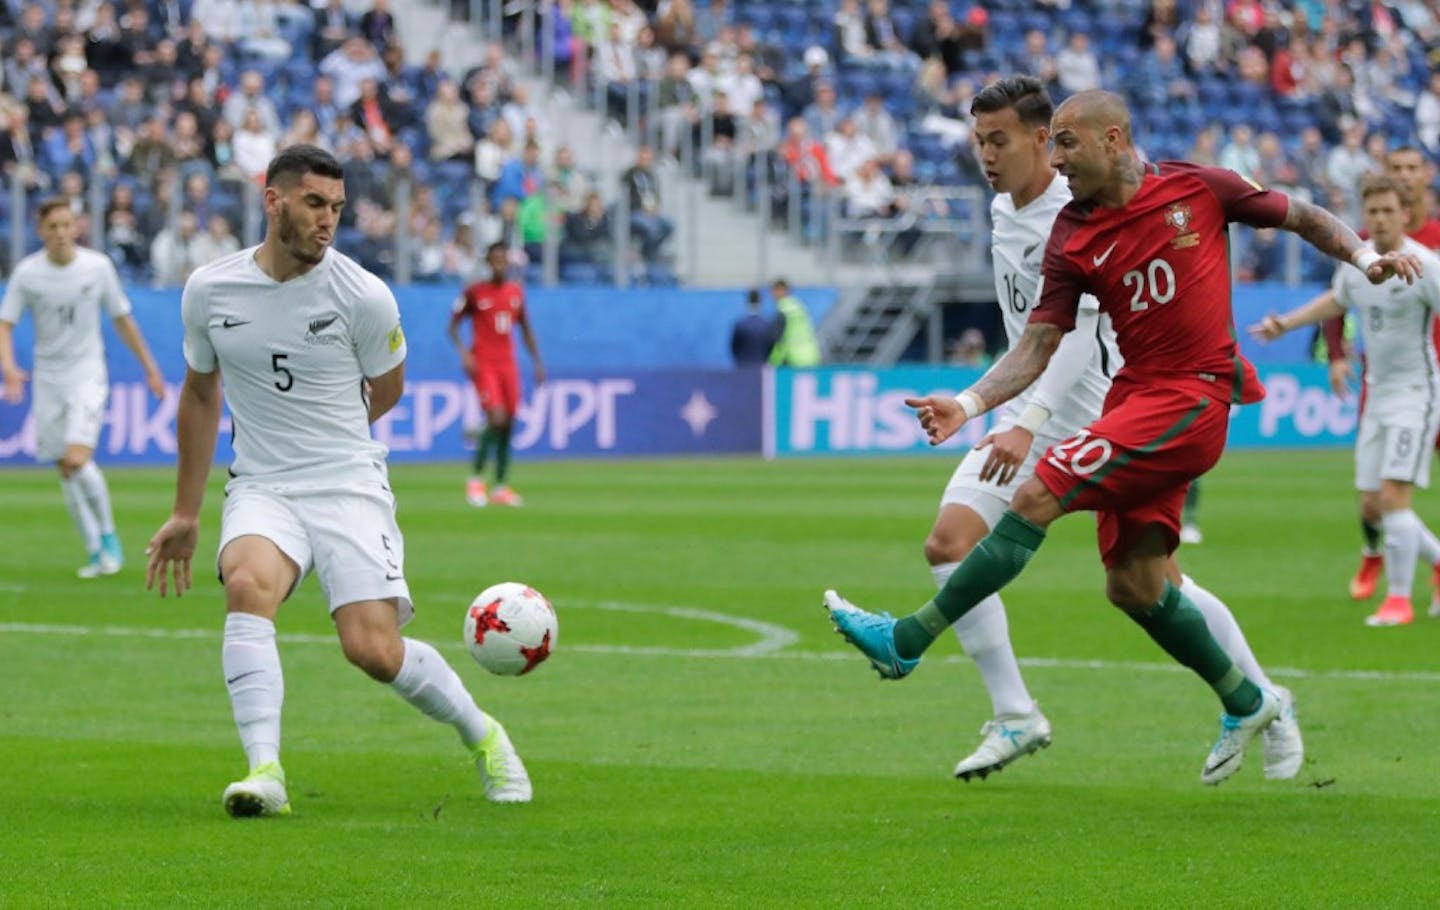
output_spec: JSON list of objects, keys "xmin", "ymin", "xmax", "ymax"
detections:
[
  {"xmin": 390, "ymin": 638, "xmax": 490, "ymax": 748},
  {"xmin": 1181, "ymin": 575, "xmax": 1273, "ymax": 690},
  {"xmin": 72, "ymin": 461, "xmax": 116, "ymax": 535},
  {"xmin": 1409, "ymin": 510, "xmax": 1440, "ymax": 566},
  {"xmin": 222, "ymin": 613, "xmax": 283, "ymax": 770},
  {"xmin": 1382, "ymin": 509, "xmax": 1421, "ymax": 598},
  {"xmin": 60, "ymin": 476, "xmax": 101, "ymax": 554},
  {"xmin": 935, "ymin": 561, "xmax": 1035, "ymax": 718}
]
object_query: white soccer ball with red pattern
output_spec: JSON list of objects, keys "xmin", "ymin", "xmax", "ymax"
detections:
[{"xmin": 464, "ymin": 582, "xmax": 557, "ymax": 676}]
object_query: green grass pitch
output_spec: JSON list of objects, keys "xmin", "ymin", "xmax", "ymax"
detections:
[{"xmin": 2, "ymin": 451, "xmax": 1438, "ymax": 908}]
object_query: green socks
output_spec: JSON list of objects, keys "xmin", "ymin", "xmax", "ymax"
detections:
[
  {"xmin": 495, "ymin": 427, "xmax": 511, "ymax": 484},
  {"xmin": 473, "ymin": 427, "xmax": 496, "ymax": 476},
  {"xmin": 1130, "ymin": 580, "xmax": 1262, "ymax": 717},
  {"xmin": 892, "ymin": 511, "xmax": 1048, "ymax": 660}
]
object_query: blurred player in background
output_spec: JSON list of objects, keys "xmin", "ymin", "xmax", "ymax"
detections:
[
  {"xmin": 1312, "ymin": 146, "xmax": 1440, "ymax": 600},
  {"xmin": 1252, "ymin": 175, "xmax": 1440, "ymax": 627},
  {"xmin": 908, "ymin": 77, "xmax": 1297, "ymax": 783},
  {"xmin": 0, "ymin": 198, "xmax": 165, "ymax": 576},
  {"xmin": 145, "ymin": 146, "xmax": 532, "ymax": 817},
  {"xmin": 827, "ymin": 90, "xmax": 1419, "ymax": 785},
  {"xmin": 450, "ymin": 242, "xmax": 545, "ymax": 508}
]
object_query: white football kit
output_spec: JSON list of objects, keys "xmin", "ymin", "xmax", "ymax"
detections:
[
  {"xmin": 1333, "ymin": 237, "xmax": 1440, "ymax": 490},
  {"xmin": 182, "ymin": 247, "xmax": 412, "ymax": 617},
  {"xmin": 0, "ymin": 247, "xmax": 130, "ymax": 460},
  {"xmin": 942, "ymin": 174, "xmax": 1120, "ymax": 523}
]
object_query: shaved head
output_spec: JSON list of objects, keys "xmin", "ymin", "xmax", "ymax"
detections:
[{"xmin": 1053, "ymin": 90, "xmax": 1132, "ymax": 144}]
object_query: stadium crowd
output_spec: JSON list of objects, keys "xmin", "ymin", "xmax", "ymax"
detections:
[{"xmin": 0, "ymin": 0, "xmax": 1438, "ymax": 285}]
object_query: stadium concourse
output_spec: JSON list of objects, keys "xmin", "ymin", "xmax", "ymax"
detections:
[{"xmin": 0, "ymin": 0, "xmax": 1435, "ymax": 290}]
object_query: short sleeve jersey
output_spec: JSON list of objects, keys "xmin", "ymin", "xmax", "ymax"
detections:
[
  {"xmin": 991, "ymin": 172, "xmax": 1118, "ymax": 432},
  {"xmin": 1331, "ymin": 236, "xmax": 1440, "ymax": 395},
  {"xmin": 0, "ymin": 247, "xmax": 131, "ymax": 386},
  {"xmin": 1032, "ymin": 161, "xmax": 1289, "ymax": 405},
  {"xmin": 454, "ymin": 279, "xmax": 526, "ymax": 365},
  {"xmin": 182, "ymin": 246, "xmax": 407, "ymax": 486}
]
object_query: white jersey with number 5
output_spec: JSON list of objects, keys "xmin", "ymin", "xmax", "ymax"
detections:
[
  {"xmin": 0, "ymin": 247, "xmax": 131, "ymax": 387},
  {"xmin": 181, "ymin": 246, "xmax": 407, "ymax": 490},
  {"xmin": 1332, "ymin": 236, "xmax": 1440, "ymax": 404},
  {"xmin": 990, "ymin": 173, "xmax": 1118, "ymax": 436}
]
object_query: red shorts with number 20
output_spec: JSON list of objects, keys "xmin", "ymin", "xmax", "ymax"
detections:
[
  {"xmin": 1033, "ymin": 382, "xmax": 1229, "ymax": 568},
  {"xmin": 474, "ymin": 362, "xmax": 521, "ymax": 416}
]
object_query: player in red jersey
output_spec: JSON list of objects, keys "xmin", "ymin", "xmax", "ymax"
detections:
[
  {"xmin": 823, "ymin": 90, "xmax": 1421, "ymax": 785},
  {"xmin": 1309, "ymin": 147, "xmax": 1440, "ymax": 600},
  {"xmin": 448, "ymin": 243, "xmax": 545, "ymax": 507}
]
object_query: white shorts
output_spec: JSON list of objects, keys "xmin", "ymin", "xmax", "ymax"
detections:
[
  {"xmin": 1354, "ymin": 393, "xmax": 1440, "ymax": 491},
  {"xmin": 217, "ymin": 482, "xmax": 414, "ymax": 624},
  {"xmin": 33, "ymin": 377, "xmax": 108, "ymax": 462},
  {"xmin": 940, "ymin": 409, "xmax": 1067, "ymax": 527}
]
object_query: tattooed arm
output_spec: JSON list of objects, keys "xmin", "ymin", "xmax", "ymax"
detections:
[
  {"xmin": 1280, "ymin": 197, "xmax": 1423, "ymax": 285},
  {"xmin": 904, "ymin": 323, "xmax": 1064, "ymax": 446}
]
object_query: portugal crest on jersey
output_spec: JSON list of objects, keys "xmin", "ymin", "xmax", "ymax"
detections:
[{"xmin": 1165, "ymin": 202, "xmax": 1200, "ymax": 249}]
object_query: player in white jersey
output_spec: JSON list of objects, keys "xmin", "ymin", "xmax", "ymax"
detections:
[
  {"xmin": 875, "ymin": 76, "xmax": 1301, "ymax": 781},
  {"xmin": 1253, "ymin": 174, "xmax": 1440, "ymax": 628},
  {"xmin": 0, "ymin": 198, "xmax": 165, "ymax": 577},
  {"xmin": 143, "ymin": 145, "xmax": 532, "ymax": 816}
]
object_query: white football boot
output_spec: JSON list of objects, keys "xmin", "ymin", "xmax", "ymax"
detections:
[
  {"xmin": 953, "ymin": 708, "xmax": 1053, "ymax": 781},
  {"xmin": 474, "ymin": 715, "xmax": 532, "ymax": 803},
  {"xmin": 222, "ymin": 762, "xmax": 292, "ymax": 817},
  {"xmin": 1201, "ymin": 688, "xmax": 1281, "ymax": 785},
  {"xmin": 1261, "ymin": 686, "xmax": 1304, "ymax": 780}
]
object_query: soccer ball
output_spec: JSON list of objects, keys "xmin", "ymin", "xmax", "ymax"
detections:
[{"xmin": 464, "ymin": 582, "xmax": 557, "ymax": 676}]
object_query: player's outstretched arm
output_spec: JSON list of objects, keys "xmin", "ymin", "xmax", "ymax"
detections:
[
  {"xmin": 1248, "ymin": 293, "xmax": 1346, "ymax": 342},
  {"xmin": 1281, "ymin": 198, "xmax": 1423, "ymax": 284},
  {"xmin": 146, "ymin": 367, "xmax": 221, "ymax": 597},
  {"xmin": 0, "ymin": 320, "xmax": 27, "ymax": 403},
  {"xmin": 112, "ymin": 314, "xmax": 166, "ymax": 399},
  {"xmin": 905, "ymin": 323, "xmax": 1063, "ymax": 446}
]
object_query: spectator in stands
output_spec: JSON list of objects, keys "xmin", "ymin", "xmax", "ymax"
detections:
[
  {"xmin": 111, "ymin": 77, "xmax": 153, "ymax": 133},
  {"xmin": 1132, "ymin": 33, "xmax": 1195, "ymax": 107},
  {"xmin": 1019, "ymin": 30, "xmax": 1058, "ymax": 89},
  {"xmin": 104, "ymin": 181, "xmax": 146, "ymax": 270},
  {"xmin": 1182, "ymin": 3, "xmax": 1223, "ymax": 74},
  {"xmin": 313, "ymin": 0, "xmax": 355, "ymax": 60},
  {"xmin": 1268, "ymin": 35, "xmax": 1307, "ymax": 99},
  {"xmin": 5, "ymin": 38, "xmax": 49, "ymax": 101},
  {"xmin": 379, "ymin": 43, "xmax": 418, "ymax": 114},
  {"xmin": 1055, "ymin": 31, "xmax": 1101, "ymax": 95},
  {"xmin": 412, "ymin": 218, "xmax": 446, "ymax": 281},
  {"xmin": 150, "ymin": 210, "xmax": 200, "ymax": 285},
  {"xmin": 223, "ymin": 70, "xmax": 282, "ymax": 136},
  {"xmin": 125, "ymin": 116, "xmax": 175, "ymax": 182},
  {"xmin": 735, "ymin": 24, "xmax": 783, "ymax": 91},
  {"xmin": 15, "ymin": 5, "xmax": 55, "ymax": 58},
  {"xmin": 834, "ymin": 0, "xmax": 872, "ymax": 64},
  {"xmin": 475, "ymin": 117, "xmax": 516, "ymax": 192},
  {"xmin": 210, "ymin": 118, "xmax": 247, "ymax": 187},
  {"xmin": 85, "ymin": 107, "xmax": 118, "ymax": 177},
  {"xmin": 311, "ymin": 76, "xmax": 345, "ymax": 146},
  {"xmin": 743, "ymin": 98, "xmax": 781, "ymax": 155},
  {"xmin": 803, "ymin": 82, "xmax": 844, "ymax": 143},
  {"xmin": 444, "ymin": 219, "xmax": 480, "ymax": 279},
  {"xmin": 698, "ymin": 90, "xmax": 739, "ymax": 193},
  {"xmin": 909, "ymin": 0, "xmax": 966, "ymax": 75},
  {"xmin": 234, "ymin": 109, "xmax": 278, "ymax": 180},
  {"xmin": 280, "ymin": 110, "xmax": 331, "ymax": 154},
  {"xmin": 501, "ymin": 85, "xmax": 547, "ymax": 146},
  {"xmin": 825, "ymin": 117, "xmax": 876, "ymax": 182},
  {"xmin": 947, "ymin": 328, "xmax": 990, "ymax": 368},
  {"xmin": 191, "ymin": 212, "xmax": 240, "ymax": 266},
  {"xmin": 779, "ymin": 117, "xmax": 838, "ymax": 188},
  {"xmin": 549, "ymin": 145, "xmax": 592, "ymax": 214},
  {"xmin": 564, "ymin": 191, "xmax": 613, "ymax": 266},
  {"xmin": 657, "ymin": 53, "xmax": 697, "ymax": 157},
  {"xmin": 686, "ymin": 45, "xmax": 723, "ymax": 109},
  {"xmin": 140, "ymin": 167, "xmax": 178, "ymax": 237},
  {"xmin": 1367, "ymin": 40, "xmax": 1413, "ymax": 109},
  {"xmin": 854, "ymin": 92, "xmax": 898, "ymax": 163},
  {"xmin": 359, "ymin": 0, "xmax": 396, "ymax": 48},
  {"xmin": 176, "ymin": 20, "xmax": 211, "ymax": 79},
  {"xmin": 721, "ymin": 54, "xmax": 764, "ymax": 120},
  {"xmin": 1293, "ymin": 125, "xmax": 1330, "ymax": 194},
  {"xmin": 183, "ymin": 170, "xmax": 226, "ymax": 226},
  {"xmin": 237, "ymin": 0, "xmax": 293, "ymax": 61},
  {"xmin": 1327, "ymin": 116, "xmax": 1376, "ymax": 213},
  {"xmin": 170, "ymin": 111, "xmax": 207, "ymax": 164},
  {"xmin": 0, "ymin": 105, "xmax": 45, "ymax": 191},
  {"xmin": 1317, "ymin": 64, "xmax": 1362, "ymax": 143},
  {"xmin": 783, "ymin": 46, "xmax": 829, "ymax": 120},
  {"xmin": 1254, "ymin": 131, "xmax": 1299, "ymax": 192},
  {"xmin": 1186, "ymin": 124, "xmax": 1221, "ymax": 167},
  {"xmin": 655, "ymin": 0, "xmax": 697, "ymax": 56},
  {"xmin": 1140, "ymin": 0, "xmax": 1181, "ymax": 48},
  {"xmin": 1218, "ymin": 123, "xmax": 1260, "ymax": 182},
  {"xmin": 44, "ymin": 113, "xmax": 96, "ymax": 178},
  {"xmin": 864, "ymin": 0, "xmax": 911, "ymax": 66},
  {"xmin": 191, "ymin": 0, "xmax": 241, "ymax": 44},
  {"xmin": 624, "ymin": 145, "xmax": 673, "ymax": 261},
  {"xmin": 731, "ymin": 289, "xmax": 778, "ymax": 366},
  {"xmin": 493, "ymin": 140, "xmax": 545, "ymax": 207},
  {"xmin": 845, "ymin": 157, "xmax": 895, "ymax": 218},
  {"xmin": 1417, "ymin": 70, "xmax": 1440, "ymax": 155},
  {"xmin": 23, "ymin": 77, "xmax": 64, "ymax": 136},
  {"xmin": 351, "ymin": 76, "xmax": 405, "ymax": 158},
  {"xmin": 323, "ymin": 36, "xmax": 388, "ymax": 109},
  {"xmin": 426, "ymin": 81, "xmax": 475, "ymax": 162},
  {"xmin": 597, "ymin": 21, "xmax": 640, "ymax": 118},
  {"xmin": 85, "ymin": 3, "xmax": 134, "ymax": 87},
  {"xmin": 692, "ymin": 0, "xmax": 731, "ymax": 47}
]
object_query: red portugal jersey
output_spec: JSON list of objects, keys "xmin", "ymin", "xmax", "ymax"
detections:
[
  {"xmin": 1032, "ymin": 161, "xmax": 1289, "ymax": 405},
  {"xmin": 454, "ymin": 279, "xmax": 526, "ymax": 363}
]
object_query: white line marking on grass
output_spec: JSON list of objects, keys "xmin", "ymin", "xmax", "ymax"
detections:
[{"xmin": 2, "ymin": 619, "xmax": 1437, "ymax": 683}]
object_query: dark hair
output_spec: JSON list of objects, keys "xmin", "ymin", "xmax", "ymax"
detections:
[
  {"xmin": 771, "ymin": 278, "xmax": 790, "ymax": 293},
  {"xmin": 487, "ymin": 241, "xmax": 508, "ymax": 256},
  {"xmin": 747, "ymin": 289, "xmax": 761, "ymax": 305},
  {"xmin": 1360, "ymin": 173, "xmax": 1411, "ymax": 206},
  {"xmin": 1386, "ymin": 145, "xmax": 1427, "ymax": 163},
  {"xmin": 37, "ymin": 196, "xmax": 70, "ymax": 221},
  {"xmin": 970, "ymin": 75, "xmax": 1053, "ymax": 128},
  {"xmin": 265, "ymin": 143, "xmax": 344, "ymax": 187}
]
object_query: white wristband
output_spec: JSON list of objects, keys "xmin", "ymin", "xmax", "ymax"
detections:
[
  {"xmin": 954, "ymin": 390, "xmax": 986, "ymax": 419},
  {"xmin": 1353, "ymin": 249, "xmax": 1381, "ymax": 272},
  {"xmin": 1015, "ymin": 402, "xmax": 1052, "ymax": 434}
]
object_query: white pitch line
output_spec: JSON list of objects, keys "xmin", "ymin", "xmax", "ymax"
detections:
[{"xmin": 2, "ymin": 619, "xmax": 1438, "ymax": 683}]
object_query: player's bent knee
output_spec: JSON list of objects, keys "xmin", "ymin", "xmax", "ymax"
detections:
[
  {"xmin": 1104, "ymin": 572, "xmax": 1164, "ymax": 612},
  {"xmin": 1009, "ymin": 479, "xmax": 1061, "ymax": 525},
  {"xmin": 339, "ymin": 630, "xmax": 405, "ymax": 682},
  {"xmin": 924, "ymin": 526, "xmax": 979, "ymax": 565},
  {"xmin": 222, "ymin": 566, "xmax": 285, "ymax": 615}
]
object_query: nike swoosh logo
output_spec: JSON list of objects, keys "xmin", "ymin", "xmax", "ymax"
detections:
[
  {"xmin": 222, "ymin": 318, "xmax": 251, "ymax": 328},
  {"xmin": 225, "ymin": 669, "xmax": 262, "ymax": 685},
  {"xmin": 385, "ymin": 573, "xmax": 404, "ymax": 581},
  {"xmin": 1092, "ymin": 242, "xmax": 1118, "ymax": 268},
  {"xmin": 1203, "ymin": 751, "xmax": 1239, "ymax": 776},
  {"xmin": 1023, "ymin": 242, "xmax": 1040, "ymax": 260}
]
